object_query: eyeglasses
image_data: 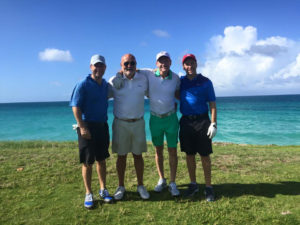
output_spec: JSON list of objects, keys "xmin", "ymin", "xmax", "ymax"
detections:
[{"xmin": 123, "ymin": 61, "xmax": 136, "ymax": 66}]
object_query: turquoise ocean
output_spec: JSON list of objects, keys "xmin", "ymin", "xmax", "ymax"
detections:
[{"xmin": 0, "ymin": 95, "xmax": 299, "ymax": 145}]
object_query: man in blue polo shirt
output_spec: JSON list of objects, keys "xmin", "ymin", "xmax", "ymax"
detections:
[
  {"xmin": 70, "ymin": 54, "xmax": 112, "ymax": 209},
  {"xmin": 179, "ymin": 54, "xmax": 217, "ymax": 202}
]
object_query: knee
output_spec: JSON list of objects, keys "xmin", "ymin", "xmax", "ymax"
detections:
[
  {"xmin": 132, "ymin": 153, "xmax": 143, "ymax": 160},
  {"xmin": 155, "ymin": 146, "xmax": 164, "ymax": 156},
  {"xmin": 96, "ymin": 160, "xmax": 106, "ymax": 166},
  {"xmin": 117, "ymin": 154, "xmax": 127, "ymax": 162},
  {"xmin": 201, "ymin": 156, "xmax": 211, "ymax": 164},
  {"xmin": 168, "ymin": 147, "xmax": 177, "ymax": 157}
]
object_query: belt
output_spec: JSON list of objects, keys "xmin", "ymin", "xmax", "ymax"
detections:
[
  {"xmin": 151, "ymin": 109, "xmax": 176, "ymax": 118},
  {"xmin": 183, "ymin": 113, "xmax": 209, "ymax": 120},
  {"xmin": 116, "ymin": 117, "xmax": 143, "ymax": 122}
]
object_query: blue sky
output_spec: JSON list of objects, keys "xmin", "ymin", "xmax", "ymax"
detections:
[{"xmin": 1, "ymin": 0, "xmax": 300, "ymax": 103}]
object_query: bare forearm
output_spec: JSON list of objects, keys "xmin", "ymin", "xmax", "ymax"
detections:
[
  {"xmin": 72, "ymin": 107, "xmax": 91, "ymax": 139},
  {"xmin": 209, "ymin": 102, "xmax": 217, "ymax": 124},
  {"xmin": 72, "ymin": 107, "xmax": 86, "ymax": 128}
]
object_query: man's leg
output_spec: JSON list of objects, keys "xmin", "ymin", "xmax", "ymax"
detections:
[
  {"xmin": 201, "ymin": 156, "xmax": 211, "ymax": 186},
  {"xmin": 168, "ymin": 147, "xmax": 178, "ymax": 182},
  {"xmin": 116, "ymin": 154, "xmax": 127, "ymax": 187},
  {"xmin": 133, "ymin": 153, "xmax": 144, "ymax": 186},
  {"xmin": 96, "ymin": 160, "xmax": 106, "ymax": 190},
  {"xmin": 155, "ymin": 146, "xmax": 164, "ymax": 179},
  {"xmin": 82, "ymin": 164, "xmax": 93, "ymax": 194},
  {"xmin": 184, "ymin": 154, "xmax": 199, "ymax": 196},
  {"xmin": 186, "ymin": 154, "xmax": 196, "ymax": 183}
]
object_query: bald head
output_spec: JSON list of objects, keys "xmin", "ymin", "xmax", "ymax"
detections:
[{"xmin": 121, "ymin": 54, "xmax": 137, "ymax": 79}]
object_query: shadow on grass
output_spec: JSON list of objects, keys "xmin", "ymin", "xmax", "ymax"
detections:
[
  {"xmin": 86, "ymin": 181, "xmax": 300, "ymax": 205},
  {"xmin": 110, "ymin": 181, "xmax": 300, "ymax": 203},
  {"xmin": 213, "ymin": 181, "xmax": 300, "ymax": 198}
]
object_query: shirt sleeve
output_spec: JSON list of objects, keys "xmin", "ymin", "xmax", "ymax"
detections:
[
  {"xmin": 107, "ymin": 82, "xmax": 114, "ymax": 99},
  {"xmin": 69, "ymin": 82, "xmax": 84, "ymax": 107},
  {"xmin": 207, "ymin": 80, "xmax": 216, "ymax": 102}
]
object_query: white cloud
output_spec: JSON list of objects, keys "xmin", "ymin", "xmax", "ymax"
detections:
[
  {"xmin": 152, "ymin": 29, "xmax": 170, "ymax": 38},
  {"xmin": 39, "ymin": 48, "xmax": 73, "ymax": 62},
  {"xmin": 200, "ymin": 26, "xmax": 300, "ymax": 96}
]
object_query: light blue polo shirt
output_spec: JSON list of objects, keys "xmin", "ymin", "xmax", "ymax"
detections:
[
  {"xmin": 70, "ymin": 75, "xmax": 108, "ymax": 122},
  {"xmin": 180, "ymin": 74, "xmax": 216, "ymax": 116}
]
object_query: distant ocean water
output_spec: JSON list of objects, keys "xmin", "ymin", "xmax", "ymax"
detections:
[{"xmin": 0, "ymin": 95, "xmax": 299, "ymax": 145}]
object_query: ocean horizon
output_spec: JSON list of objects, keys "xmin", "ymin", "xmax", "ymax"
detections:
[{"xmin": 1, "ymin": 94, "xmax": 300, "ymax": 146}]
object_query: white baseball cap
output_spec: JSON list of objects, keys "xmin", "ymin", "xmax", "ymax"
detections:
[
  {"xmin": 156, "ymin": 51, "xmax": 171, "ymax": 61},
  {"xmin": 90, "ymin": 54, "xmax": 106, "ymax": 65}
]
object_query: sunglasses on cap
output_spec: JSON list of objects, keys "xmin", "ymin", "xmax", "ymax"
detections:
[{"xmin": 123, "ymin": 61, "xmax": 136, "ymax": 66}]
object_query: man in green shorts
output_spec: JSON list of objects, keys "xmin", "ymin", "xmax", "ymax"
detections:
[{"xmin": 143, "ymin": 51, "xmax": 181, "ymax": 196}]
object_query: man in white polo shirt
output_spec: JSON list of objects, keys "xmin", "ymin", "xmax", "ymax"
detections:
[
  {"xmin": 142, "ymin": 51, "xmax": 180, "ymax": 197},
  {"xmin": 109, "ymin": 54, "xmax": 150, "ymax": 200}
]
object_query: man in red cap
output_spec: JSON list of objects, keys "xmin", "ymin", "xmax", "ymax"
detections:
[{"xmin": 179, "ymin": 54, "xmax": 217, "ymax": 201}]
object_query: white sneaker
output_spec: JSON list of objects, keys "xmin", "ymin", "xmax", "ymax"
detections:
[
  {"xmin": 169, "ymin": 182, "xmax": 180, "ymax": 197},
  {"xmin": 154, "ymin": 178, "xmax": 167, "ymax": 192},
  {"xmin": 114, "ymin": 186, "xmax": 126, "ymax": 200},
  {"xmin": 137, "ymin": 185, "xmax": 150, "ymax": 199},
  {"xmin": 84, "ymin": 193, "xmax": 94, "ymax": 209}
]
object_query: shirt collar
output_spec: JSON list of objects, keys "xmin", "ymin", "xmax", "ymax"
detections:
[{"xmin": 155, "ymin": 69, "xmax": 172, "ymax": 79}]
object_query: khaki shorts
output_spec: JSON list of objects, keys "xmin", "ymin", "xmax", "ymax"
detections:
[{"xmin": 112, "ymin": 118, "xmax": 147, "ymax": 155}]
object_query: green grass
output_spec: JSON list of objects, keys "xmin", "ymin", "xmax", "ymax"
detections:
[{"xmin": 0, "ymin": 141, "xmax": 300, "ymax": 225}]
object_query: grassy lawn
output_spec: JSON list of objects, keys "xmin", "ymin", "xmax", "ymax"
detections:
[{"xmin": 0, "ymin": 141, "xmax": 299, "ymax": 225}]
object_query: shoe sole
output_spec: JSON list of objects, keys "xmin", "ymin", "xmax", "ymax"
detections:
[
  {"xmin": 102, "ymin": 196, "xmax": 114, "ymax": 203},
  {"xmin": 84, "ymin": 204, "xmax": 94, "ymax": 209}
]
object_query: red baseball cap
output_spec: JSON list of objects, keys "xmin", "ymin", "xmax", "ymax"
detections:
[{"xmin": 182, "ymin": 54, "xmax": 197, "ymax": 64}]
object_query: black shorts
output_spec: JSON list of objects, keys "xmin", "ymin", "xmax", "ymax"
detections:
[
  {"xmin": 179, "ymin": 114, "xmax": 213, "ymax": 156},
  {"xmin": 77, "ymin": 122, "xmax": 110, "ymax": 164}
]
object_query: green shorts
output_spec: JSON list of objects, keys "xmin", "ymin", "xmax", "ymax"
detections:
[{"xmin": 149, "ymin": 112, "xmax": 179, "ymax": 148}]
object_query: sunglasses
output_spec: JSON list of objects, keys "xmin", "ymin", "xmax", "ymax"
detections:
[{"xmin": 123, "ymin": 61, "xmax": 136, "ymax": 66}]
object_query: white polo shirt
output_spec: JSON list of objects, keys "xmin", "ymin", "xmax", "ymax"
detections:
[
  {"xmin": 141, "ymin": 69, "xmax": 180, "ymax": 115},
  {"xmin": 109, "ymin": 71, "xmax": 148, "ymax": 119}
]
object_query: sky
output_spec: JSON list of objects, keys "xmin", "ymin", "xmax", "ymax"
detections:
[{"xmin": 0, "ymin": 0, "xmax": 300, "ymax": 103}]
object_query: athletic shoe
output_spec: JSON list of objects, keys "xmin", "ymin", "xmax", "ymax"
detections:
[
  {"xmin": 184, "ymin": 183, "xmax": 199, "ymax": 197},
  {"xmin": 168, "ymin": 182, "xmax": 180, "ymax": 197},
  {"xmin": 99, "ymin": 189, "xmax": 113, "ymax": 203},
  {"xmin": 84, "ymin": 193, "xmax": 94, "ymax": 209},
  {"xmin": 204, "ymin": 186, "xmax": 215, "ymax": 202},
  {"xmin": 114, "ymin": 186, "xmax": 126, "ymax": 200},
  {"xmin": 154, "ymin": 178, "xmax": 167, "ymax": 192},
  {"xmin": 137, "ymin": 185, "xmax": 150, "ymax": 200}
]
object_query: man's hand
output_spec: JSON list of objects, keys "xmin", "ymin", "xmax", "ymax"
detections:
[
  {"xmin": 112, "ymin": 72, "xmax": 124, "ymax": 89},
  {"xmin": 80, "ymin": 127, "xmax": 91, "ymax": 139},
  {"xmin": 207, "ymin": 122, "xmax": 217, "ymax": 139}
]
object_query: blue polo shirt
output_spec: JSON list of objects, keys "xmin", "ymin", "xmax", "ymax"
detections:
[
  {"xmin": 70, "ymin": 75, "xmax": 108, "ymax": 122},
  {"xmin": 180, "ymin": 74, "xmax": 216, "ymax": 116}
]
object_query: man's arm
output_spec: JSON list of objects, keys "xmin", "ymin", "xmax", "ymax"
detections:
[
  {"xmin": 209, "ymin": 101, "xmax": 217, "ymax": 124},
  {"xmin": 207, "ymin": 101, "xmax": 217, "ymax": 139},
  {"xmin": 72, "ymin": 107, "xmax": 91, "ymax": 139}
]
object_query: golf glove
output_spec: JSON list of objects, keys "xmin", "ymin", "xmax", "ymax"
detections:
[
  {"xmin": 112, "ymin": 72, "xmax": 124, "ymax": 89},
  {"xmin": 72, "ymin": 124, "xmax": 78, "ymax": 130},
  {"xmin": 207, "ymin": 122, "xmax": 217, "ymax": 139}
]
